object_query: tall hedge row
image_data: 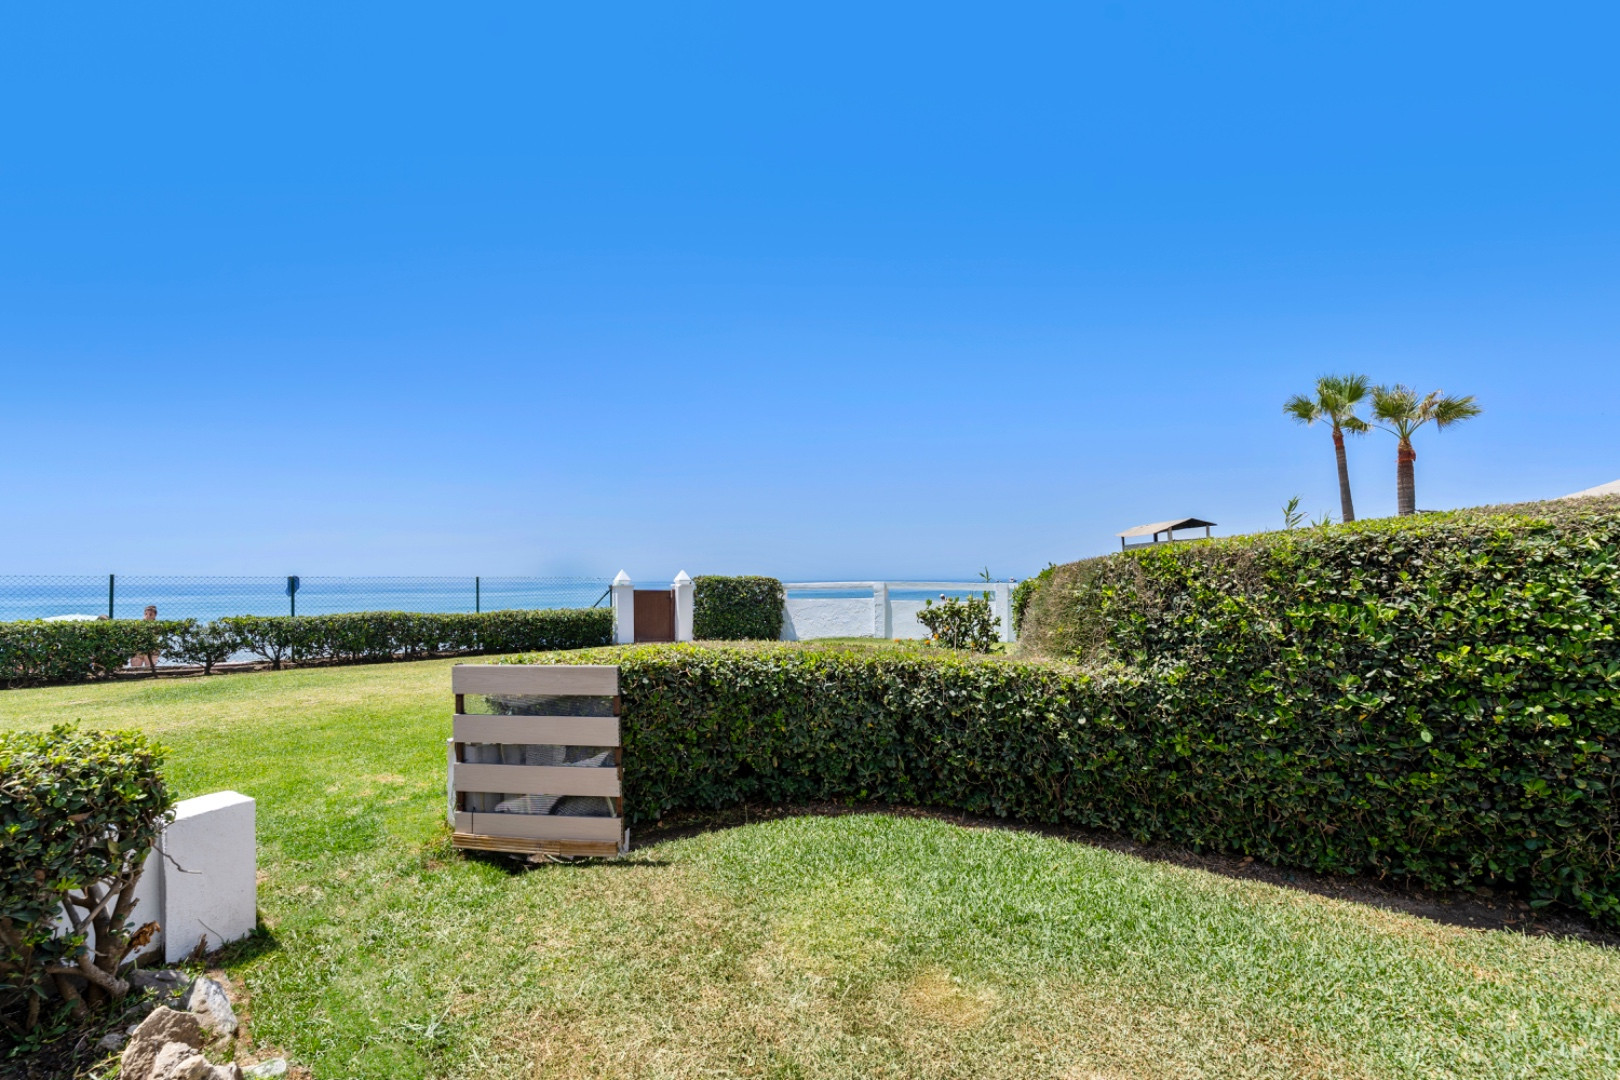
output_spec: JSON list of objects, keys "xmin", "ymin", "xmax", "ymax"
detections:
[
  {"xmin": 513, "ymin": 639, "xmax": 1620, "ymax": 923},
  {"xmin": 1, "ymin": 608, "xmax": 612, "ymax": 688},
  {"xmin": 511, "ymin": 498, "xmax": 1620, "ymax": 922},
  {"xmin": 693, "ymin": 575, "xmax": 785, "ymax": 640}
]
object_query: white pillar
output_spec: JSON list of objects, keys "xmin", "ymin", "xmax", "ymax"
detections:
[
  {"xmin": 673, "ymin": 571, "xmax": 694, "ymax": 642},
  {"xmin": 993, "ymin": 582, "xmax": 1013, "ymax": 642},
  {"xmin": 611, "ymin": 571, "xmax": 634, "ymax": 645},
  {"xmin": 159, "ymin": 791, "xmax": 257, "ymax": 964},
  {"xmin": 872, "ymin": 582, "xmax": 889, "ymax": 639}
]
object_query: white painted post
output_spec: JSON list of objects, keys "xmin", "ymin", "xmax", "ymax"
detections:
[
  {"xmin": 611, "ymin": 571, "xmax": 634, "ymax": 645},
  {"xmin": 993, "ymin": 582, "xmax": 1013, "ymax": 642},
  {"xmin": 872, "ymin": 582, "xmax": 889, "ymax": 639},
  {"xmin": 159, "ymin": 791, "xmax": 257, "ymax": 964},
  {"xmin": 673, "ymin": 570, "xmax": 694, "ymax": 642}
]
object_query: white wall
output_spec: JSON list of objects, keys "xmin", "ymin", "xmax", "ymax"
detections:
[
  {"xmin": 780, "ymin": 582, "xmax": 1015, "ymax": 643},
  {"xmin": 60, "ymin": 790, "xmax": 258, "ymax": 965}
]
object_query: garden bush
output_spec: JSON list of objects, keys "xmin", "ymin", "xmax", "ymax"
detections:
[
  {"xmin": 0, "ymin": 620, "xmax": 187, "ymax": 689},
  {"xmin": 693, "ymin": 576, "xmax": 785, "ymax": 640},
  {"xmin": 0, "ymin": 609, "xmax": 613, "ymax": 687},
  {"xmin": 916, "ymin": 592, "xmax": 1000, "ymax": 651},
  {"xmin": 511, "ymin": 498, "xmax": 1620, "ymax": 923},
  {"xmin": 163, "ymin": 619, "xmax": 242, "ymax": 675},
  {"xmin": 1, "ymin": 725, "xmax": 172, "ymax": 1037}
]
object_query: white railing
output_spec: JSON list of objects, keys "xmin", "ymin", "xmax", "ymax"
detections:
[{"xmin": 781, "ymin": 581, "xmax": 1015, "ymax": 643}]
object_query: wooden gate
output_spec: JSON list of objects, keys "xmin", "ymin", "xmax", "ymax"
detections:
[
  {"xmin": 633, "ymin": 588, "xmax": 675, "ymax": 642},
  {"xmin": 448, "ymin": 664, "xmax": 625, "ymax": 858}
]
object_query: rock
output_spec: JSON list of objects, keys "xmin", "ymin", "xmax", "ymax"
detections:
[
  {"xmin": 186, "ymin": 976, "xmax": 239, "ymax": 1037},
  {"xmin": 98, "ymin": 1030, "xmax": 129, "ymax": 1052},
  {"xmin": 121, "ymin": 1008, "xmax": 205, "ymax": 1080},
  {"xmin": 132, "ymin": 968, "xmax": 192, "ymax": 992},
  {"xmin": 132, "ymin": 968, "xmax": 194, "ymax": 1005},
  {"xmin": 241, "ymin": 1060, "xmax": 288, "ymax": 1079},
  {"xmin": 152, "ymin": 1042, "xmax": 207, "ymax": 1080}
]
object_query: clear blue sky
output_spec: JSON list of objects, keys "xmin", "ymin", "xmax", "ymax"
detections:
[{"xmin": 3, "ymin": 3, "xmax": 1616, "ymax": 582}]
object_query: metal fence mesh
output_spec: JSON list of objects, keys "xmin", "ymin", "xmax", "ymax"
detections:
[{"xmin": 0, "ymin": 575, "xmax": 612, "ymax": 623}]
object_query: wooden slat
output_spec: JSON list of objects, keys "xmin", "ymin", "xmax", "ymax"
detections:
[
  {"xmin": 455, "ymin": 811, "xmax": 623, "ymax": 843},
  {"xmin": 452, "ymin": 664, "xmax": 618, "ymax": 696},
  {"xmin": 454, "ymin": 762, "xmax": 621, "ymax": 798},
  {"xmin": 451, "ymin": 832, "xmax": 621, "ymax": 857},
  {"xmin": 453, "ymin": 714, "xmax": 620, "ymax": 746}
]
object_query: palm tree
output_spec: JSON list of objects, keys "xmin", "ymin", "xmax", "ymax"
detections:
[
  {"xmin": 1370, "ymin": 384, "xmax": 1481, "ymax": 515},
  {"xmin": 1284, "ymin": 374, "xmax": 1370, "ymax": 523}
]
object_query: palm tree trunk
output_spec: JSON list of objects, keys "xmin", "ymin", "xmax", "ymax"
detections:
[
  {"xmin": 1396, "ymin": 440, "xmax": 1417, "ymax": 515},
  {"xmin": 1333, "ymin": 425, "xmax": 1356, "ymax": 522}
]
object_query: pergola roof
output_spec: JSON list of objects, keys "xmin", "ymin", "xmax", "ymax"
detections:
[
  {"xmin": 1564, "ymin": 479, "xmax": 1620, "ymax": 499},
  {"xmin": 1117, "ymin": 517, "xmax": 1217, "ymax": 538}
]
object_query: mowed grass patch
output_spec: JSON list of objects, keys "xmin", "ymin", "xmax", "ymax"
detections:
[{"xmin": 3, "ymin": 659, "xmax": 1619, "ymax": 1078}]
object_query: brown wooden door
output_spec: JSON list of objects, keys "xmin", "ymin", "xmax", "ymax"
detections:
[{"xmin": 633, "ymin": 589, "xmax": 675, "ymax": 642}]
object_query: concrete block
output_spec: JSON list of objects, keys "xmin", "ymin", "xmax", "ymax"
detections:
[{"xmin": 159, "ymin": 791, "xmax": 257, "ymax": 963}]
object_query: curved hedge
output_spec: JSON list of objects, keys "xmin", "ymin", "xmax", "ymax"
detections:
[{"xmin": 510, "ymin": 494, "xmax": 1620, "ymax": 922}]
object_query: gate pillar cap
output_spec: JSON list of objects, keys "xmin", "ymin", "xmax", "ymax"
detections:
[
  {"xmin": 673, "ymin": 570, "xmax": 692, "ymax": 585},
  {"xmin": 612, "ymin": 570, "xmax": 632, "ymax": 586}
]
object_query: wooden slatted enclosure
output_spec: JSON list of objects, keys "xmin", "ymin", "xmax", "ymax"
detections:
[{"xmin": 449, "ymin": 664, "xmax": 626, "ymax": 858}]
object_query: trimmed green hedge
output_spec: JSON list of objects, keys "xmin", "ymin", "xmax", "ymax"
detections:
[
  {"xmin": 0, "ymin": 608, "xmax": 613, "ymax": 687},
  {"xmin": 0, "ymin": 620, "xmax": 187, "ymax": 689},
  {"xmin": 693, "ymin": 575, "xmax": 785, "ymax": 640},
  {"xmin": 509, "ymin": 498, "xmax": 1620, "ymax": 923}
]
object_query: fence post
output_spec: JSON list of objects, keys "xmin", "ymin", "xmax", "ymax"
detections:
[
  {"xmin": 994, "ymin": 582, "xmax": 1013, "ymax": 642},
  {"xmin": 872, "ymin": 582, "xmax": 889, "ymax": 639},
  {"xmin": 475, "ymin": 576, "xmax": 481, "ymax": 614},
  {"xmin": 610, "ymin": 571, "xmax": 634, "ymax": 645},
  {"xmin": 672, "ymin": 571, "xmax": 694, "ymax": 642},
  {"xmin": 108, "ymin": 574, "xmax": 115, "ymax": 620}
]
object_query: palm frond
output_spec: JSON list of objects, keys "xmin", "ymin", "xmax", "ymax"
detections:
[
  {"xmin": 1283, "ymin": 395, "xmax": 1321, "ymax": 424},
  {"xmin": 1431, "ymin": 394, "xmax": 1482, "ymax": 429}
]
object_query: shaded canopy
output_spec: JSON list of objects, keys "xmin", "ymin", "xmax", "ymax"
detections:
[
  {"xmin": 1117, "ymin": 517, "xmax": 1217, "ymax": 539},
  {"xmin": 1564, "ymin": 479, "xmax": 1620, "ymax": 499}
]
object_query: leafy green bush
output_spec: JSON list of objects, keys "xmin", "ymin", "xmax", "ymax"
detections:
[
  {"xmin": 1011, "ymin": 564, "xmax": 1055, "ymax": 635},
  {"xmin": 0, "ymin": 620, "xmax": 188, "ymax": 689},
  {"xmin": 916, "ymin": 593, "xmax": 1000, "ymax": 651},
  {"xmin": 1, "ymin": 725, "xmax": 173, "ymax": 1036},
  {"xmin": 511, "ymin": 522, "xmax": 1620, "ymax": 921},
  {"xmin": 163, "ymin": 619, "xmax": 241, "ymax": 675},
  {"xmin": 220, "ymin": 615, "xmax": 308, "ymax": 670},
  {"xmin": 693, "ymin": 576, "xmax": 785, "ymax": 640},
  {"xmin": 0, "ymin": 609, "xmax": 612, "ymax": 687}
]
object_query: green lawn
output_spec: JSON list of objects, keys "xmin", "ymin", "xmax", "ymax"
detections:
[{"xmin": 5, "ymin": 658, "xmax": 1620, "ymax": 1079}]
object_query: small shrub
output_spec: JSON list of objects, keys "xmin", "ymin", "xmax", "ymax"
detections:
[
  {"xmin": 0, "ymin": 724, "xmax": 173, "ymax": 1036},
  {"xmin": 917, "ymin": 593, "xmax": 1000, "ymax": 652},
  {"xmin": 163, "ymin": 619, "xmax": 241, "ymax": 675},
  {"xmin": 220, "ymin": 615, "xmax": 308, "ymax": 670},
  {"xmin": 693, "ymin": 576, "xmax": 785, "ymax": 640}
]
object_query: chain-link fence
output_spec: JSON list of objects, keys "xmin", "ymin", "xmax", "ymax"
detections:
[{"xmin": 0, "ymin": 575, "xmax": 613, "ymax": 623}]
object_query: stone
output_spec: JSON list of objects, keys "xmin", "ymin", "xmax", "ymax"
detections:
[
  {"xmin": 186, "ymin": 976, "xmax": 239, "ymax": 1037},
  {"xmin": 132, "ymin": 968, "xmax": 193, "ymax": 995},
  {"xmin": 151, "ymin": 1043, "xmax": 208, "ymax": 1080},
  {"xmin": 241, "ymin": 1060, "xmax": 288, "ymax": 1079},
  {"xmin": 97, "ymin": 1030, "xmax": 128, "ymax": 1052},
  {"xmin": 121, "ymin": 1008, "xmax": 205, "ymax": 1080}
]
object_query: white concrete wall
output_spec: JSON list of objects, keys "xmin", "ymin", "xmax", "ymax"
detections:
[
  {"xmin": 58, "ymin": 791, "xmax": 257, "ymax": 965},
  {"xmin": 781, "ymin": 597, "xmax": 874, "ymax": 640},
  {"xmin": 780, "ymin": 582, "xmax": 1016, "ymax": 643},
  {"xmin": 158, "ymin": 791, "xmax": 257, "ymax": 963}
]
